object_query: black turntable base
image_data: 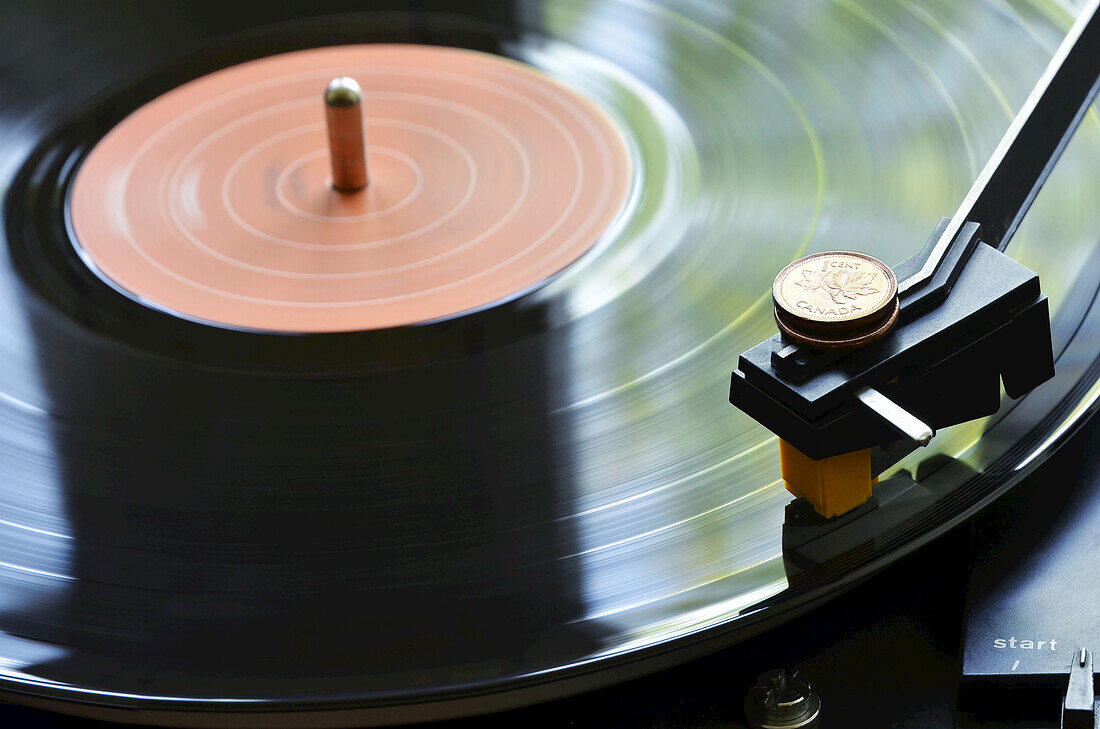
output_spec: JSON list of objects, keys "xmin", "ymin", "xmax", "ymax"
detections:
[{"xmin": 2, "ymin": 0, "xmax": 1100, "ymax": 727}]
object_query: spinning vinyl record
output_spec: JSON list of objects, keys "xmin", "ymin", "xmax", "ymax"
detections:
[{"xmin": 0, "ymin": 0, "xmax": 1099, "ymax": 725}]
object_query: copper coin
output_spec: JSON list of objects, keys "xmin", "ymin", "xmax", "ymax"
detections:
[
  {"xmin": 772, "ymin": 251, "xmax": 898, "ymax": 332},
  {"xmin": 774, "ymin": 296, "xmax": 899, "ymax": 349}
]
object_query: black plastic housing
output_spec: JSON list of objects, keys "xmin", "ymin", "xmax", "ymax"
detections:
[{"xmin": 729, "ymin": 228, "xmax": 1055, "ymax": 461}]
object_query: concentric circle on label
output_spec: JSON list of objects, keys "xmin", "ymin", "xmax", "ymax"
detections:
[{"xmin": 68, "ymin": 44, "xmax": 632, "ymax": 332}]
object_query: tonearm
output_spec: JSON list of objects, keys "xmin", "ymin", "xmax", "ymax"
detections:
[{"xmin": 729, "ymin": 0, "xmax": 1100, "ymax": 518}]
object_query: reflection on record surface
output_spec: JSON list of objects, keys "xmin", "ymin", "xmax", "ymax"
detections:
[{"xmin": 0, "ymin": 0, "xmax": 1098, "ymax": 722}]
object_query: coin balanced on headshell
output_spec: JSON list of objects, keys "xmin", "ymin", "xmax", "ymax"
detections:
[{"xmin": 771, "ymin": 251, "xmax": 899, "ymax": 349}]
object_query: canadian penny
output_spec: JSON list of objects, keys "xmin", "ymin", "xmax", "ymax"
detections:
[{"xmin": 772, "ymin": 251, "xmax": 898, "ymax": 332}]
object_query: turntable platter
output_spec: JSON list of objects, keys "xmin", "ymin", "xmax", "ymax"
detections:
[{"xmin": 0, "ymin": 1, "xmax": 1099, "ymax": 725}]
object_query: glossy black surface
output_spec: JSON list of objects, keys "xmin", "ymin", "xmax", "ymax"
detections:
[
  {"xmin": 18, "ymin": 424, "xmax": 1100, "ymax": 728},
  {"xmin": 0, "ymin": 0, "xmax": 1099, "ymax": 725}
]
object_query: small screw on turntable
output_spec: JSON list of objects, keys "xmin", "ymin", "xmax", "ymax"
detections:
[{"xmin": 744, "ymin": 669, "xmax": 822, "ymax": 729}]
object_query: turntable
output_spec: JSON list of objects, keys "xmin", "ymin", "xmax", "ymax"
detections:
[{"xmin": 1, "ymin": 1, "xmax": 1100, "ymax": 728}]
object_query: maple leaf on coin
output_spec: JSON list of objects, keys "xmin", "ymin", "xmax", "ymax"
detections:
[
  {"xmin": 847, "ymin": 270, "xmax": 881, "ymax": 297},
  {"xmin": 794, "ymin": 268, "xmax": 824, "ymax": 291},
  {"xmin": 820, "ymin": 269, "xmax": 881, "ymax": 303}
]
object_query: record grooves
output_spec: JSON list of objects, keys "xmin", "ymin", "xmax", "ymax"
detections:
[{"xmin": 0, "ymin": 2, "xmax": 1099, "ymax": 727}]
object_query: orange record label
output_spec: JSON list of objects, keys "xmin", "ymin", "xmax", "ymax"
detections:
[{"xmin": 68, "ymin": 44, "xmax": 632, "ymax": 332}]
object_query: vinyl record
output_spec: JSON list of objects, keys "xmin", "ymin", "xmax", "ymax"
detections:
[{"xmin": 0, "ymin": 0, "xmax": 1099, "ymax": 726}]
